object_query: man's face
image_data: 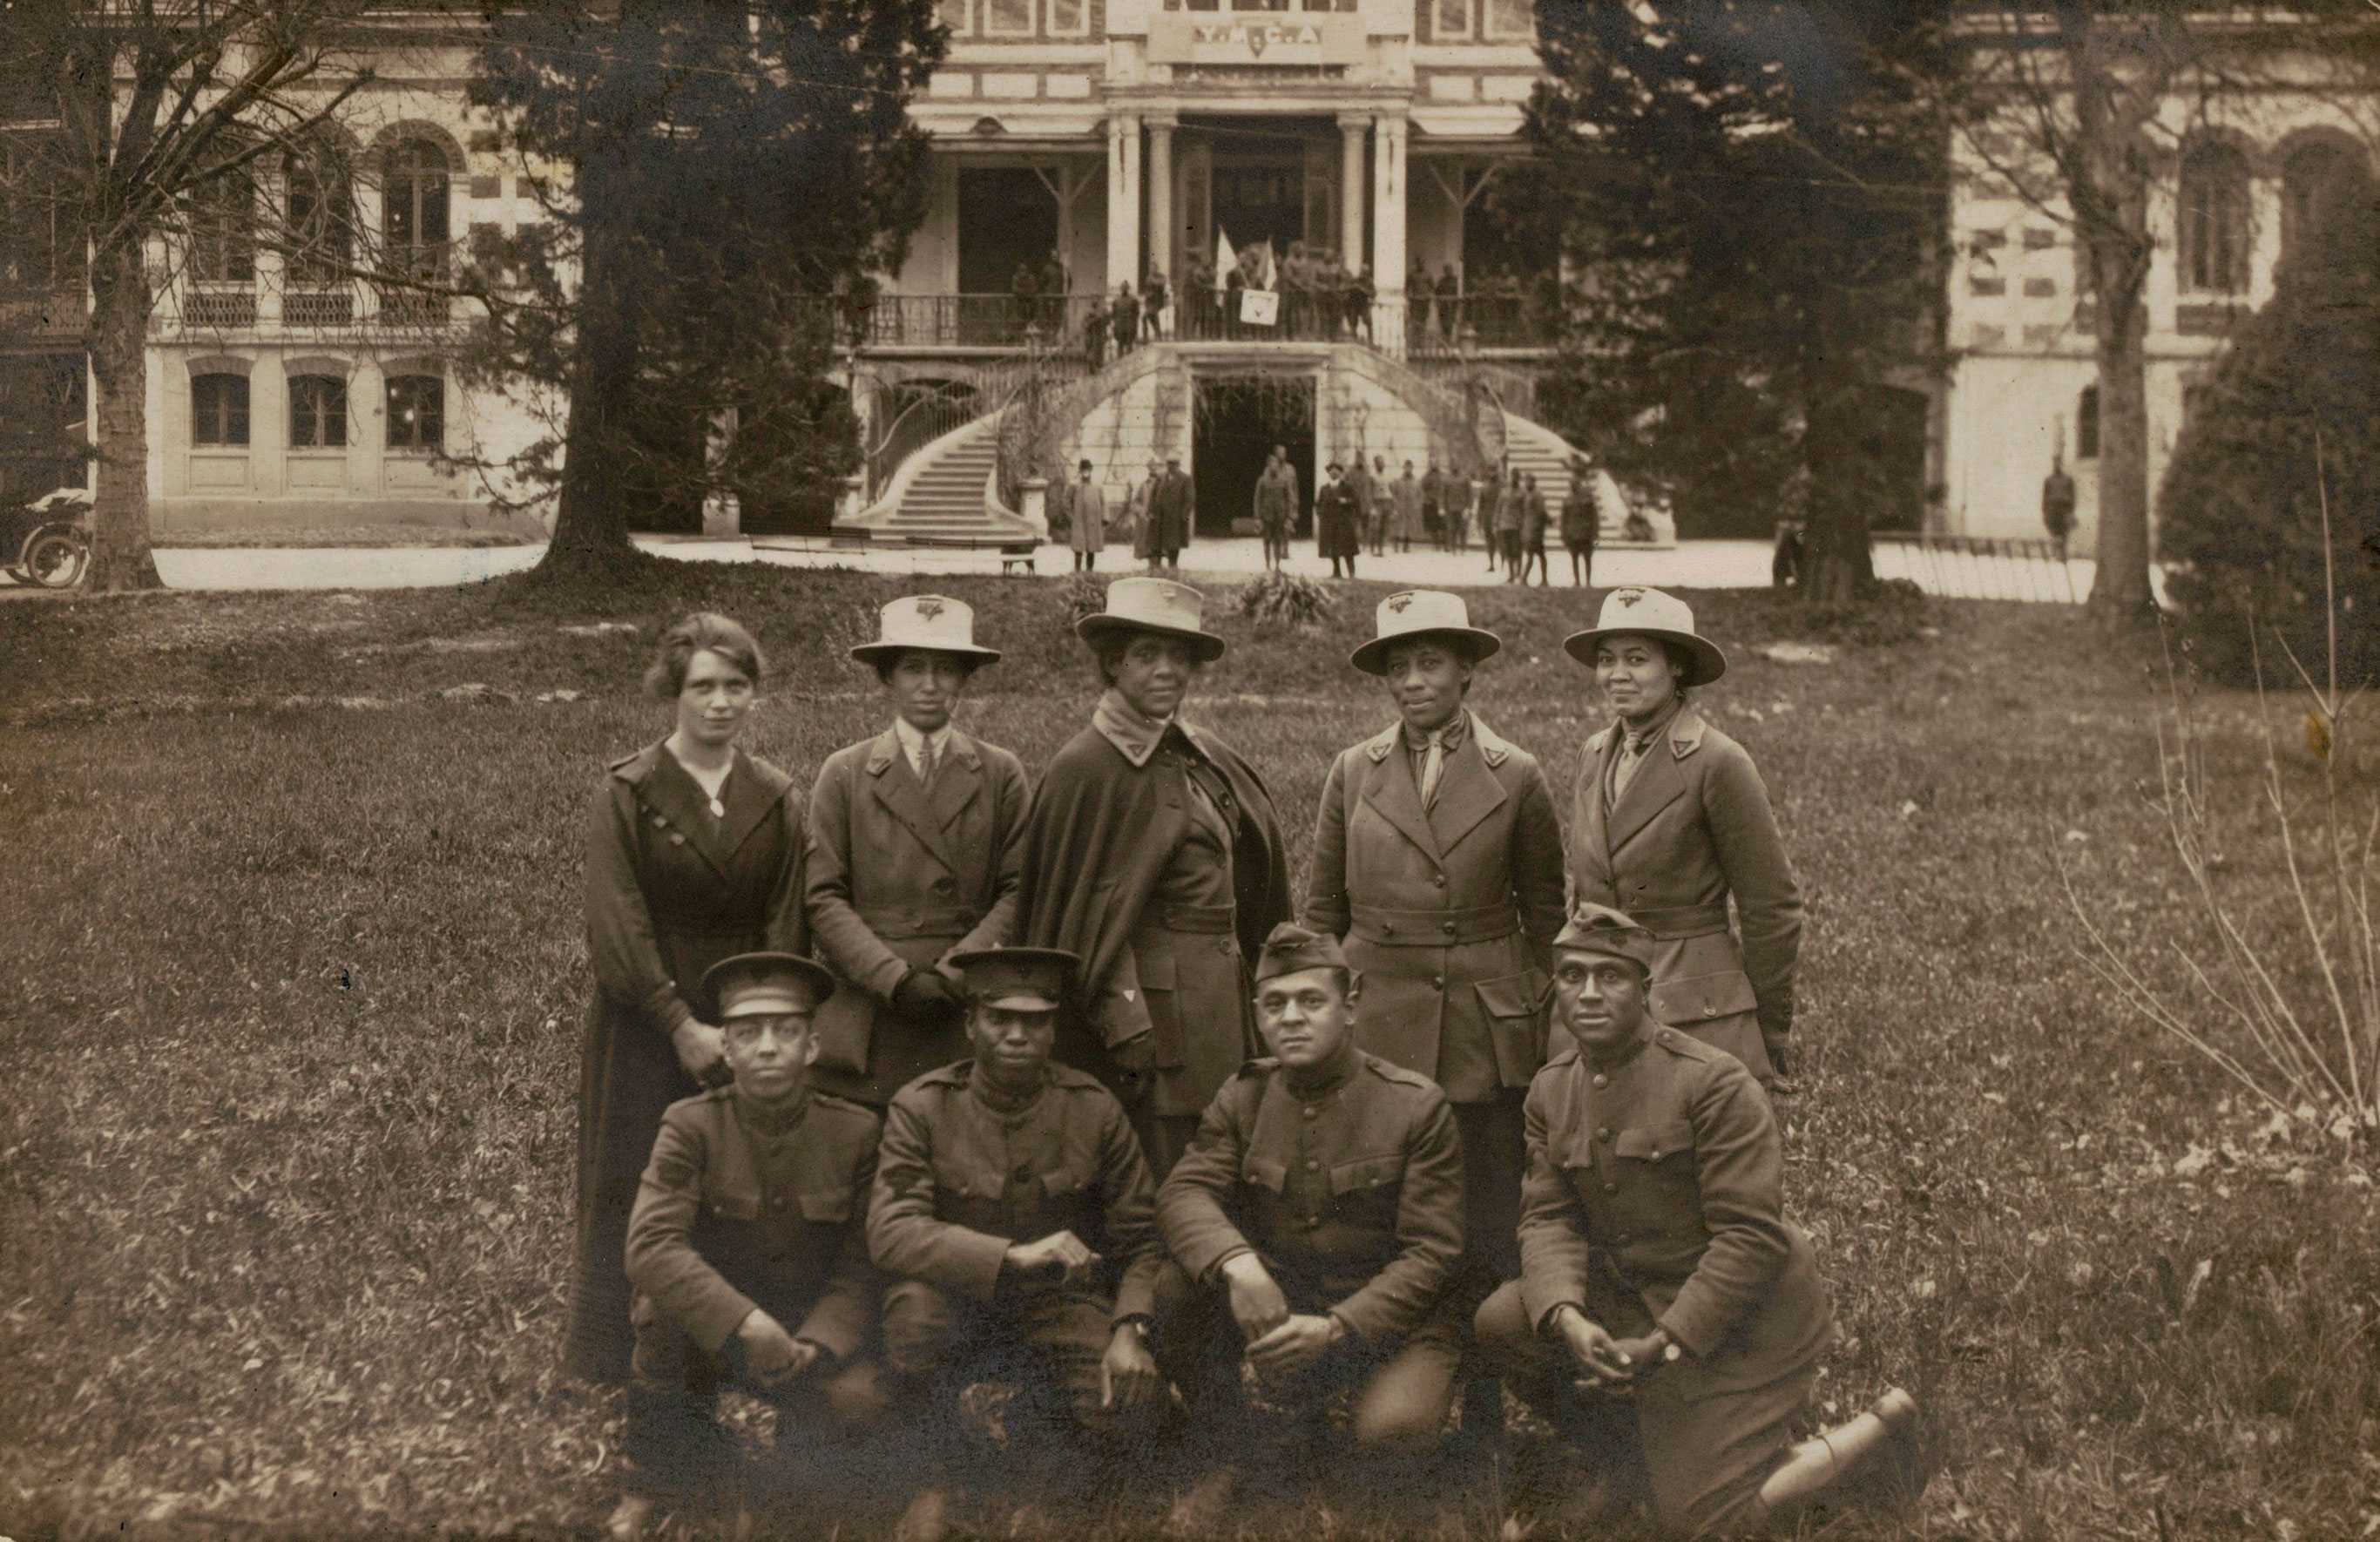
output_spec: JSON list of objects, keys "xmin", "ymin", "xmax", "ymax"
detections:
[
  {"xmin": 1385, "ymin": 641, "xmax": 1470, "ymax": 734},
  {"xmin": 968, "ymin": 1002, "xmax": 1057, "ymax": 1084},
  {"xmin": 887, "ymin": 650, "xmax": 969, "ymax": 734},
  {"xmin": 1254, "ymin": 966, "xmax": 1358, "ymax": 1072},
  {"xmin": 724, "ymin": 1011, "xmax": 820, "ymax": 1101},
  {"xmin": 1551, "ymin": 950, "xmax": 1652, "ymax": 1061}
]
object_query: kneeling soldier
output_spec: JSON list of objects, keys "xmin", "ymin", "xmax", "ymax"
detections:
[
  {"xmin": 869, "ymin": 946, "xmax": 1168, "ymax": 1542},
  {"xmin": 613, "ymin": 952, "xmax": 890, "ymax": 1542},
  {"xmin": 1474, "ymin": 906, "xmax": 1919, "ymax": 1537},
  {"xmin": 1153, "ymin": 923, "xmax": 1465, "ymax": 1533}
]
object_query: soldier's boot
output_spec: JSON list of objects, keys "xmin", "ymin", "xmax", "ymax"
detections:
[{"xmin": 1756, "ymin": 1388, "xmax": 1923, "ymax": 1518}]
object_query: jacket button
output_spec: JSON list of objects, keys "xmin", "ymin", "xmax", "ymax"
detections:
[
  {"xmin": 1597, "ymin": 1127, "xmax": 1612, "ymax": 1142},
  {"xmin": 1441, "ymin": 921, "xmax": 1456, "ymax": 936},
  {"xmin": 1306, "ymin": 1159, "xmax": 1320, "ymax": 1171},
  {"xmin": 1302, "ymin": 1106, "xmax": 1317, "ymax": 1119},
  {"xmin": 1431, "ymin": 977, "xmax": 1444, "ymax": 991},
  {"xmin": 1591, "ymin": 1073, "xmax": 1608, "ymax": 1089},
  {"xmin": 1432, "ymin": 874, "xmax": 1446, "ymax": 887},
  {"xmin": 769, "ymin": 1196, "xmax": 788, "ymax": 1211},
  {"xmin": 668, "ymin": 833, "xmax": 686, "ymax": 846},
  {"xmin": 1704, "ymin": 1004, "xmax": 1718, "ymax": 1018},
  {"xmin": 1602, "ymin": 1182, "xmax": 1618, "ymax": 1194},
  {"xmin": 1384, "ymin": 923, "xmax": 1396, "ymax": 935}
]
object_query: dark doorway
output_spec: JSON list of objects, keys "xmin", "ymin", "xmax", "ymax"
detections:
[
  {"xmin": 1193, "ymin": 375, "xmax": 1314, "ymax": 540},
  {"xmin": 1213, "ymin": 158, "xmax": 1305, "ymax": 259},
  {"xmin": 957, "ymin": 167, "xmax": 1058, "ymax": 344}
]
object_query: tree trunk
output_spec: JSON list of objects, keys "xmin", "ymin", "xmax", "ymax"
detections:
[
  {"xmin": 538, "ymin": 161, "xmax": 645, "ymax": 578},
  {"xmin": 2086, "ymin": 295, "xmax": 2155, "ymax": 621},
  {"xmin": 85, "ymin": 238, "xmax": 162, "ymax": 592}
]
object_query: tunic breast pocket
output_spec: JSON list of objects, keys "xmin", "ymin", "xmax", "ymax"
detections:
[
  {"xmin": 930, "ymin": 1159, "xmax": 1003, "ymax": 1232},
  {"xmin": 1326, "ymin": 1153, "xmax": 1403, "ymax": 1230},
  {"xmin": 701, "ymin": 1183, "xmax": 764, "ymax": 1222},
  {"xmin": 1609, "ymin": 1119, "xmax": 1698, "ymax": 1231}
]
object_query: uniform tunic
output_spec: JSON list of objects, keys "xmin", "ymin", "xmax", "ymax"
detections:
[
  {"xmin": 1305, "ymin": 710, "xmax": 1564, "ymax": 1294},
  {"xmin": 1476, "ymin": 1028, "xmax": 1832, "ymax": 1537},
  {"xmin": 622, "ymin": 1085, "xmax": 886, "ymax": 1487},
  {"xmin": 1315, "ymin": 480, "xmax": 1362, "ymax": 559},
  {"xmin": 566, "ymin": 741, "xmax": 808, "ymax": 1384},
  {"xmin": 1154, "ymin": 1051, "xmax": 1466, "ymax": 1448},
  {"xmin": 1389, "ymin": 475, "xmax": 1423, "ymax": 543},
  {"xmin": 1568, "ymin": 706, "xmax": 1802, "ymax": 1080},
  {"xmin": 868, "ymin": 1060, "xmax": 1165, "ymax": 1437},
  {"xmin": 1254, "ymin": 462, "xmax": 1299, "ymax": 537},
  {"xmin": 805, "ymin": 726, "xmax": 1029, "ymax": 1104}
]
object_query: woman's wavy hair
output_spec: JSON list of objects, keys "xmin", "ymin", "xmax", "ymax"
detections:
[{"xmin": 645, "ymin": 612, "xmax": 764, "ymax": 699}]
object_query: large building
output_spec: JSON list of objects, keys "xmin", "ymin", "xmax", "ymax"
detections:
[{"xmin": 10, "ymin": 6, "xmax": 2368, "ymax": 551}]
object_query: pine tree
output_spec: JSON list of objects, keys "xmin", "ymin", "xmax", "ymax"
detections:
[{"xmin": 1508, "ymin": 1, "xmax": 1952, "ymax": 603}]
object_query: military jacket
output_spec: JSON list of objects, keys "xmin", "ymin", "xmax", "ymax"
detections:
[
  {"xmin": 1158, "ymin": 1051, "xmax": 1464, "ymax": 1344},
  {"xmin": 1515, "ymin": 1028, "xmax": 1828, "ymax": 1362},
  {"xmin": 869, "ymin": 1060, "xmax": 1163, "ymax": 1322},
  {"xmin": 623, "ymin": 1085, "xmax": 883, "ymax": 1361}
]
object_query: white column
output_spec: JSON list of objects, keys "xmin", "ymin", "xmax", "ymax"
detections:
[
  {"xmin": 1146, "ymin": 113, "xmax": 1176, "ymax": 285},
  {"xmin": 1338, "ymin": 113, "xmax": 1369, "ymax": 271},
  {"xmin": 1371, "ymin": 113, "xmax": 1408, "ymax": 352},
  {"xmin": 1106, "ymin": 112, "xmax": 1143, "ymax": 300}
]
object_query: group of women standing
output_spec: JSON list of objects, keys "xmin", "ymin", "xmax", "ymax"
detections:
[{"xmin": 562, "ymin": 574, "xmax": 1840, "ymax": 1532}]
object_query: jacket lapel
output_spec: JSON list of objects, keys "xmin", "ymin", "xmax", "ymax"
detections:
[
  {"xmin": 1606, "ymin": 708, "xmax": 1700, "ymax": 856},
  {"xmin": 630, "ymin": 744, "xmax": 732, "ymax": 878},
  {"xmin": 715, "ymin": 750, "xmax": 791, "ymax": 864},
  {"xmin": 1429, "ymin": 729, "xmax": 1509, "ymax": 853},
  {"xmin": 929, "ymin": 731, "xmax": 985, "ymax": 836},
  {"xmin": 1576, "ymin": 726, "xmax": 1619, "ymax": 878},
  {"xmin": 1356, "ymin": 724, "xmax": 1442, "ymax": 862},
  {"xmin": 866, "ymin": 729, "xmax": 960, "ymax": 875}
]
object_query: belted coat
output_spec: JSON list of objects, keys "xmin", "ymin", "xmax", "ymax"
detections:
[
  {"xmin": 565, "ymin": 742, "xmax": 808, "ymax": 1383},
  {"xmin": 805, "ymin": 726, "xmax": 1030, "ymax": 1103},
  {"xmin": 1303, "ymin": 714, "xmax": 1565, "ymax": 1103},
  {"xmin": 1567, "ymin": 706, "xmax": 1802, "ymax": 1079}
]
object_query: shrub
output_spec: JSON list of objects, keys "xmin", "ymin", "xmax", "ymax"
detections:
[
  {"xmin": 1233, "ymin": 570, "xmax": 1340, "ymax": 632},
  {"xmin": 2161, "ymin": 166, "xmax": 2380, "ymax": 687},
  {"xmin": 1056, "ymin": 572, "xmax": 1105, "ymax": 633}
]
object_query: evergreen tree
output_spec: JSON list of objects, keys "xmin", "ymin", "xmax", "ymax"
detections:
[
  {"xmin": 1508, "ymin": 1, "xmax": 1952, "ymax": 602},
  {"xmin": 2161, "ymin": 164, "xmax": 2380, "ymax": 686},
  {"xmin": 461, "ymin": 0, "xmax": 943, "ymax": 573}
]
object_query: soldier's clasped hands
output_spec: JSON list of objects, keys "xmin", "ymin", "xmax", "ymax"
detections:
[
  {"xmin": 734, "ymin": 1309, "xmax": 820, "ymax": 1391},
  {"xmin": 1004, "ymin": 1229, "xmax": 1103, "ymax": 1287}
]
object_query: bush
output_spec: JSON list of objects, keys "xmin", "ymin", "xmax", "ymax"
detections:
[
  {"xmin": 2161, "ymin": 166, "xmax": 2380, "ymax": 687},
  {"xmin": 1233, "ymin": 570, "xmax": 1340, "ymax": 632}
]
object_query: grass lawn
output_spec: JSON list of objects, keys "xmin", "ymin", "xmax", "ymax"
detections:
[{"xmin": 2, "ymin": 558, "xmax": 2375, "ymax": 1540}]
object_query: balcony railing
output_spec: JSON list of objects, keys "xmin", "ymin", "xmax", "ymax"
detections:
[
  {"xmin": 284, "ymin": 288, "xmax": 356, "ymax": 328},
  {"xmin": 806, "ymin": 289, "xmax": 1558, "ymax": 360},
  {"xmin": 182, "ymin": 289, "xmax": 258, "ymax": 328}
]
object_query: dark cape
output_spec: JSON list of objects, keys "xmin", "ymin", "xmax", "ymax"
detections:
[{"xmin": 1018, "ymin": 719, "xmax": 1290, "ymax": 1092}]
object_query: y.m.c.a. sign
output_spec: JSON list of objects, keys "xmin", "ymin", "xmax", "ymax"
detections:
[{"xmin": 1146, "ymin": 12, "xmax": 1366, "ymax": 65}]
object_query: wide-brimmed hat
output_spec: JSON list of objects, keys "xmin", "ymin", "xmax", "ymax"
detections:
[
  {"xmin": 1074, "ymin": 577, "xmax": 1227, "ymax": 663},
  {"xmin": 1350, "ymin": 590, "xmax": 1503, "ymax": 676},
  {"xmin": 1562, "ymin": 586, "xmax": 1728, "ymax": 686},
  {"xmin": 849, "ymin": 595, "xmax": 1002, "ymax": 668},
  {"xmin": 949, "ymin": 946, "xmax": 1078, "ymax": 1011}
]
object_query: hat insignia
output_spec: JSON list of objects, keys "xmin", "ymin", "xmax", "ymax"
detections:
[
  {"xmin": 1614, "ymin": 589, "xmax": 1645, "ymax": 608},
  {"xmin": 1385, "ymin": 593, "xmax": 1412, "ymax": 613},
  {"xmin": 914, "ymin": 598, "xmax": 945, "ymax": 620}
]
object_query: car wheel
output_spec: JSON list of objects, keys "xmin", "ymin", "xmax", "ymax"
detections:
[{"xmin": 24, "ymin": 529, "xmax": 88, "ymax": 587}]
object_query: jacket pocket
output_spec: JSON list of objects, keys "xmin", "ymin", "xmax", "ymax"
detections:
[
  {"xmin": 1475, "ymin": 970, "xmax": 1551, "ymax": 1089},
  {"xmin": 1241, "ymin": 1155, "xmax": 1288, "ymax": 1194},
  {"xmin": 797, "ymin": 1187, "xmax": 855, "ymax": 1223},
  {"xmin": 702, "ymin": 1183, "xmax": 763, "ymax": 1221},
  {"xmin": 1649, "ymin": 970, "xmax": 1757, "ymax": 1028},
  {"xmin": 1612, "ymin": 1119, "xmax": 1696, "ymax": 1163},
  {"xmin": 1327, "ymin": 1154, "xmax": 1403, "ymax": 1196}
]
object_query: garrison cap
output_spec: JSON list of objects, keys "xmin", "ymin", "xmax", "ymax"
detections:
[
  {"xmin": 949, "ymin": 946, "xmax": 1078, "ymax": 1011},
  {"xmin": 700, "ymin": 951, "xmax": 837, "ymax": 1021},
  {"xmin": 1253, "ymin": 922, "xmax": 1349, "ymax": 985},
  {"xmin": 1552, "ymin": 904, "xmax": 1658, "ymax": 971}
]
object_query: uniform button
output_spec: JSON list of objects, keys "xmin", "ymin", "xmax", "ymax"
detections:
[
  {"xmin": 1306, "ymin": 1159, "xmax": 1321, "ymax": 1171},
  {"xmin": 1703, "ymin": 1005, "xmax": 1717, "ymax": 1018},
  {"xmin": 1302, "ymin": 1106, "xmax": 1317, "ymax": 1119},
  {"xmin": 668, "ymin": 833, "xmax": 686, "ymax": 846},
  {"xmin": 1592, "ymin": 1073, "xmax": 1608, "ymax": 1089},
  {"xmin": 1597, "ymin": 1126, "xmax": 1612, "ymax": 1142},
  {"xmin": 1442, "ymin": 922, "xmax": 1456, "ymax": 936},
  {"xmin": 1304, "ymin": 1216, "xmax": 1322, "ymax": 1229},
  {"xmin": 1602, "ymin": 1182, "xmax": 1618, "ymax": 1194},
  {"xmin": 770, "ymin": 1196, "xmax": 788, "ymax": 1211},
  {"xmin": 1613, "ymin": 1231, "xmax": 1630, "ymax": 1244},
  {"xmin": 1432, "ymin": 874, "xmax": 1446, "ymax": 887},
  {"xmin": 1383, "ymin": 923, "xmax": 1396, "ymax": 935},
  {"xmin": 1431, "ymin": 977, "xmax": 1444, "ymax": 991}
]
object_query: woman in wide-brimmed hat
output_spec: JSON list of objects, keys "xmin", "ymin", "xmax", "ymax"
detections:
[
  {"xmin": 1563, "ymin": 586, "xmax": 1803, "ymax": 1081},
  {"xmin": 1016, "ymin": 578, "xmax": 1289, "ymax": 1177},
  {"xmin": 804, "ymin": 595, "xmax": 1030, "ymax": 1108},
  {"xmin": 1303, "ymin": 589, "xmax": 1567, "ymax": 1422}
]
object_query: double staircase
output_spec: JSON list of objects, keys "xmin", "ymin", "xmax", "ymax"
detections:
[{"xmin": 832, "ymin": 415, "xmax": 1038, "ymax": 548}]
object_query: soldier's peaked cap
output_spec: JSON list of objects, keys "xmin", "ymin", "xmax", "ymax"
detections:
[
  {"xmin": 700, "ymin": 951, "xmax": 838, "ymax": 1021},
  {"xmin": 1254, "ymin": 923, "xmax": 1349, "ymax": 985},
  {"xmin": 1552, "ymin": 904, "xmax": 1658, "ymax": 971},
  {"xmin": 949, "ymin": 946, "xmax": 1078, "ymax": 1011}
]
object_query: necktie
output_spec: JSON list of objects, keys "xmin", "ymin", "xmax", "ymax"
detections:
[
  {"xmin": 918, "ymin": 734, "xmax": 938, "ymax": 788},
  {"xmin": 1419, "ymin": 728, "xmax": 1446, "ymax": 810}
]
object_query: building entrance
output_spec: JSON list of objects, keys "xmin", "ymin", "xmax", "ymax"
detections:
[
  {"xmin": 1192, "ymin": 375, "xmax": 1315, "ymax": 540},
  {"xmin": 957, "ymin": 167, "xmax": 1058, "ymax": 344}
]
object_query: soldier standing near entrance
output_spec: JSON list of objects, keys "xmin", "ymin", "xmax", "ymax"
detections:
[
  {"xmin": 1254, "ymin": 445, "xmax": 1298, "ymax": 572},
  {"xmin": 2042, "ymin": 454, "xmax": 2076, "ymax": 560},
  {"xmin": 1146, "ymin": 453, "xmax": 1193, "ymax": 573},
  {"xmin": 1561, "ymin": 456, "xmax": 1600, "ymax": 587}
]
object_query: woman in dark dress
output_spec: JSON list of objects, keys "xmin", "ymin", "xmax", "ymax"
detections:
[{"xmin": 563, "ymin": 612, "xmax": 809, "ymax": 1383}]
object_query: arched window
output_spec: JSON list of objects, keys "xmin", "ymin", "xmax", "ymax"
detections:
[
  {"xmin": 2178, "ymin": 139, "xmax": 2251, "ymax": 294},
  {"xmin": 192, "ymin": 373, "xmax": 250, "ymax": 445},
  {"xmin": 2076, "ymin": 384, "xmax": 2099, "ymax": 461},
  {"xmin": 192, "ymin": 169, "xmax": 257, "ymax": 283},
  {"xmin": 289, "ymin": 375, "xmax": 348, "ymax": 448},
  {"xmin": 285, "ymin": 152, "xmax": 353, "ymax": 285},
  {"xmin": 2282, "ymin": 139, "xmax": 2363, "ymax": 264},
  {"xmin": 383, "ymin": 139, "xmax": 452, "ymax": 281},
  {"xmin": 386, "ymin": 373, "xmax": 444, "ymax": 450}
]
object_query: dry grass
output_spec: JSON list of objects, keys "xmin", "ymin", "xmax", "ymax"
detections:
[{"xmin": 1, "ymin": 563, "xmax": 2375, "ymax": 1540}]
